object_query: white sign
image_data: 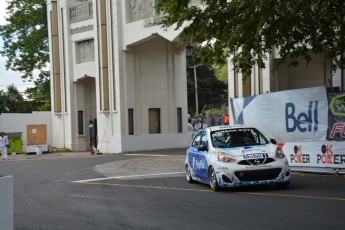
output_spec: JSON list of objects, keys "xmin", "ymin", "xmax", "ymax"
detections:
[
  {"xmin": 230, "ymin": 86, "xmax": 329, "ymax": 142},
  {"xmin": 282, "ymin": 141, "xmax": 345, "ymax": 170}
]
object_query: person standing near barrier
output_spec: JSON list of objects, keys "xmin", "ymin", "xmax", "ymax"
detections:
[
  {"xmin": 0, "ymin": 131, "xmax": 10, "ymax": 160},
  {"xmin": 223, "ymin": 113, "xmax": 229, "ymax": 125},
  {"xmin": 188, "ymin": 119, "xmax": 194, "ymax": 133},
  {"xmin": 188, "ymin": 119, "xmax": 195, "ymax": 140}
]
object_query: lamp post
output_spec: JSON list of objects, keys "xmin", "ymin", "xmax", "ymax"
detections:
[
  {"xmin": 186, "ymin": 45, "xmax": 199, "ymax": 117},
  {"xmin": 190, "ymin": 65, "xmax": 199, "ymax": 117}
]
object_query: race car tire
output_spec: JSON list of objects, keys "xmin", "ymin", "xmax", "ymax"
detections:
[
  {"xmin": 185, "ymin": 164, "xmax": 194, "ymax": 183},
  {"xmin": 209, "ymin": 166, "xmax": 220, "ymax": 191}
]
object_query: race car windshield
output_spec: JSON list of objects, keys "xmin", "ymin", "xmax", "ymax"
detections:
[{"xmin": 210, "ymin": 128, "xmax": 269, "ymax": 148}]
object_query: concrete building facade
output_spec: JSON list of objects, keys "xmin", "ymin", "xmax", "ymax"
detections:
[
  {"xmin": 47, "ymin": 0, "xmax": 189, "ymax": 153},
  {"xmin": 228, "ymin": 50, "xmax": 345, "ymax": 98}
]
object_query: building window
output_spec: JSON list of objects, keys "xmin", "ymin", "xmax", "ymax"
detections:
[
  {"xmin": 149, "ymin": 108, "xmax": 161, "ymax": 134},
  {"xmin": 78, "ymin": 111, "xmax": 84, "ymax": 135},
  {"xmin": 128, "ymin": 109, "xmax": 134, "ymax": 135},
  {"xmin": 177, "ymin": 107, "xmax": 182, "ymax": 133}
]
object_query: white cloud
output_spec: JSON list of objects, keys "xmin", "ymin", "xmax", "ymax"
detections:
[
  {"xmin": 0, "ymin": 60, "xmax": 35, "ymax": 92},
  {"xmin": 0, "ymin": 2, "xmax": 8, "ymax": 25}
]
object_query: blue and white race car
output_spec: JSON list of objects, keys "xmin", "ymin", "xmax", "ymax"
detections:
[{"xmin": 185, "ymin": 125, "xmax": 291, "ymax": 191}]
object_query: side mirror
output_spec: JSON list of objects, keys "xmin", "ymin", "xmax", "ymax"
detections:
[
  {"xmin": 270, "ymin": 138, "xmax": 277, "ymax": 144},
  {"xmin": 197, "ymin": 142, "xmax": 208, "ymax": 151}
]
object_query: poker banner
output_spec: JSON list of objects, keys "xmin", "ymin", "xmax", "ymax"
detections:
[
  {"xmin": 282, "ymin": 141, "xmax": 345, "ymax": 173},
  {"xmin": 327, "ymin": 91, "xmax": 345, "ymax": 141}
]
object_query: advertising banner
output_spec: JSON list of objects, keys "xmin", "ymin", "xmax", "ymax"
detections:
[
  {"xmin": 282, "ymin": 141, "xmax": 345, "ymax": 171},
  {"xmin": 327, "ymin": 91, "xmax": 345, "ymax": 141},
  {"xmin": 230, "ymin": 86, "xmax": 329, "ymax": 142}
]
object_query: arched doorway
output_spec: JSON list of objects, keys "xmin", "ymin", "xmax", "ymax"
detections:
[{"xmin": 75, "ymin": 76, "xmax": 96, "ymax": 151}]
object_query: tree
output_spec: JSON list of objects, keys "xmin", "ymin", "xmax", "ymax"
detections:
[
  {"xmin": 157, "ymin": 0, "xmax": 345, "ymax": 75},
  {"xmin": 186, "ymin": 44, "xmax": 227, "ymax": 116},
  {"xmin": 213, "ymin": 64, "xmax": 228, "ymax": 83},
  {"xmin": 5, "ymin": 84, "xmax": 24, "ymax": 113},
  {"xmin": 0, "ymin": 90, "xmax": 9, "ymax": 113},
  {"xmin": 187, "ymin": 65, "xmax": 228, "ymax": 116},
  {"xmin": 0, "ymin": 84, "xmax": 49, "ymax": 113},
  {"xmin": 0, "ymin": 0, "xmax": 49, "ymax": 80},
  {"xmin": 25, "ymin": 71, "xmax": 51, "ymax": 111}
]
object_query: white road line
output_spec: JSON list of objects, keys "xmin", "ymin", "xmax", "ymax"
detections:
[
  {"xmin": 124, "ymin": 154, "xmax": 169, "ymax": 157},
  {"xmin": 73, "ymin": 172, "xmax": 185, "ymax": 183}
]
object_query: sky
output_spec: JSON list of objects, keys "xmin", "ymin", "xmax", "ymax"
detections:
[{"xmin": 0, "ymin": 2, "xmax": 35, "ymax": 93}]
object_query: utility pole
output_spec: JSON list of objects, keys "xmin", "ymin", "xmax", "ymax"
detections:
[{"xmin": 190, "ymin": 65, "xmax": 199, "ymax": 117}]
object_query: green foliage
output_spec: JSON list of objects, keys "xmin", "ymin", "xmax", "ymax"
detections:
[
  {"xmin": 187, "ymin": 65, "xmax": 227, "ymax": 116},
  {"xmin": 0, "ymin": 90, "xmax": 9, "ymax": 113},
  {"xmin": 213, "ymin": 64, "xmax": 228, "ymax": 83},
  {"xmin": 0, "ymin": 0, "xmax": 51, "ymax": 111},
  {"xmin": 0, "ymin": 81, "xmax": 50, "ymax": 113},
  {"xmin": 0, "ymin": 0, "xmax": 49, "ymax": 80},
  {"xmin": 0, "ymin": 84, "xmax": 23, "ymax": 113},
  {"xmin": 38, "ymin": 102, "xmax": 51, "ymax": 111},
  {"xmin": 6, "ymin": 84, "xmax": 24, "ymax": 112},
  {"xmin": 25, "ymin": 71, "xmax": 51, "ymax": 111},
  {"xmin": 157, "ymin": 0, "xmax": 345, "ymax": 74},
  {"xmin": 204, "ymin": 107, "xmax": 223, "ymax": 116}
]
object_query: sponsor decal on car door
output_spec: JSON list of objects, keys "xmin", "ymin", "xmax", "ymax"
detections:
[{"xmin": 189, "ymin": 148, "xmax": 208, "ymax": 181}]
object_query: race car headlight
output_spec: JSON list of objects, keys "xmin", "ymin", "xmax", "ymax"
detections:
[
  {"xmin": 275, "ymin": 147, "xmax": 285, "ymax": 158},
  {"xmin": 217, "ymin": 151, "xmax": 236, "ymax": 163}
]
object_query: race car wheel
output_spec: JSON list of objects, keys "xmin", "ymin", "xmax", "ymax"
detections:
[
  {"xmin": 185, "ymin": 164, "xmax": 194, "ymax": 183},
  {"xmin": 209, "ymin": 166, "xmax": 219, "ymax": 191}
]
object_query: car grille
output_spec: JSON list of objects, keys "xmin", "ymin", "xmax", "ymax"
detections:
[
  {"xmin": 234, "ymin": 168, "xmax": 282, "ymax": 182},
  {"xmin": 238, "ymin": 158, "xmax": 275, "ymax": 165}
]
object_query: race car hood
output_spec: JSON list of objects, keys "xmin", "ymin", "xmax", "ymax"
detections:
[{"xmin": 214, "ymin": 144, "xmax": 275, "ymax": 157}]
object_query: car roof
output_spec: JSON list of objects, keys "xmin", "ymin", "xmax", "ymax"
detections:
[{"xmin": 207, "ymin": 124, "xmax": 251, "ymax": 132}]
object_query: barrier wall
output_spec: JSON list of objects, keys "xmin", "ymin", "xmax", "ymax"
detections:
[
  {"xmin": 0, "ymin": 111, "xmax": 52, "ymax": 153},
  {"xmin": 282, "ymin": 141, "xmax": 345, "ymax": 174}
]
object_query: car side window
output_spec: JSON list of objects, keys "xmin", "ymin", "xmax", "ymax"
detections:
[
  {"xmin": 200, "ymin": 131, "xmax": 208, "ymax": 145},
  {"xmin": 192, "ymin": 132, "xmax": 202, "ymax": 147}
]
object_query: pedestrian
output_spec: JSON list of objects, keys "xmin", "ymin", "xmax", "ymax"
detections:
[
  {"xmin": 210, "ymin": 115, "xmax": 216, "ymax": 126},
  {"xmin": 188, "ymin": 119, "xmax": 194, "ymax": 133},
  {"xmin": 0, "ymin": 131, "xmax": 10, "ymax": 160},
  {"xmin": 188, "ymin": 119, "xmax": 195, "ymax": 140},
  {"xmin": 223, "ymin": 113, "xmax": 229, "ymax": 125},
  {"xmin": 194, "ymin": 120, "xmax": 201, "ymax": 131}
]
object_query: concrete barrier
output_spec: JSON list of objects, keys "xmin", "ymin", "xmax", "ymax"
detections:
[
  {"xmin": 36, "ymin": 145, "xmax": 43, "ymax": 155},
  {"xmin": 0, "ymin": 175, "xmax": 13, "ymax": 230}
]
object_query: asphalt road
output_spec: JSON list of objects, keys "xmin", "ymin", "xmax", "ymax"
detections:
[{"xmin": 0, "ymin": 149, "xmax": 345, "ymax": 230}]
